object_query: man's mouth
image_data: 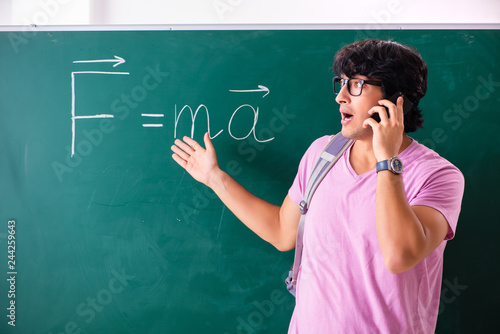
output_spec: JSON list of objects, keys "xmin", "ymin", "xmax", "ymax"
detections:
[{"xmin": 341, "ymin": 111, "xmax": 353, "ymax": 122}]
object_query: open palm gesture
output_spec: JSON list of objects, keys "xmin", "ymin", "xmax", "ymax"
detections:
[{"xmin": 171, "ymin": 132, "xmax": 219, "ymax": 186}]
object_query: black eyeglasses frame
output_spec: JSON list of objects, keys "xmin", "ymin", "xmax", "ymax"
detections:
[{"xmin": 333, "ymin": 76, "xmax": 383, "ymax": 96}]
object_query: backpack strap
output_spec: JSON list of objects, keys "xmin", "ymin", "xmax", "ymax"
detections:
[{"xmin": 286, "ymin": 133, "xmax": 353, "ymax": 294}]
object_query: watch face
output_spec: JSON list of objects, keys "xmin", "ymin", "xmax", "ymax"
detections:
[{"xmin": 390, "ymin": 157, "xmax": 403, "ymax": 174}]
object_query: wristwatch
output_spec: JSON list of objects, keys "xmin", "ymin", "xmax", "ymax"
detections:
[{"xmin": 376, "ymin": 156, "xmax": 403, "ymax": 174}]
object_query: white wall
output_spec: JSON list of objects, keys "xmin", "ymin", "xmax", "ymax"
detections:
[
  {"xmin": 0, "ymin": 0, "xmax": 499, "ymax": 26},
  {"xmin": 5, "ymin": 0, "xmax": 91, "ymax": 25}
]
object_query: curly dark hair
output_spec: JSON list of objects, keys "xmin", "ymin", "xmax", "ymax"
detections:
[{"xmin": 332, "ymin": 39, "xmax": 427, "ymax": 133}]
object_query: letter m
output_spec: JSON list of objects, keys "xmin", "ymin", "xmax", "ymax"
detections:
[{"xmin": 174, "ymin": 104, "xmax": 222, "ymax": 139}]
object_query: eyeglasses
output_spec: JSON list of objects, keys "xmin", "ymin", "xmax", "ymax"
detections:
[{"xmin": 333, "ymin": 77, "xmax": 383, "ymax": 96}]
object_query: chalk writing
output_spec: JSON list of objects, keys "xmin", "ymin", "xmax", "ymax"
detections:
[
  {"xmin": 70, "ymin": 57, "xmax": 276, "ymax": 159},
  {"xmin": 71, "ymin": 69, "xmax": 130, "ymax": 157},
  {"xmin": 142, "ymin": 113, "xmax": 165, "ymax": 127}
]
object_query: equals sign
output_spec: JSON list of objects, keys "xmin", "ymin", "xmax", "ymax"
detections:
[{"xmin": 142, "ymin": 113, "xmax": 165, "ymax": 127}]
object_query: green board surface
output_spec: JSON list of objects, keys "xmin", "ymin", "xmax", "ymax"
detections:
[{"xmin": 0, "ymin": 28, "xmax": 499, "ymax": 333}]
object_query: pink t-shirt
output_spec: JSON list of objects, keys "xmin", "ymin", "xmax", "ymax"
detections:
[{"xmin": 287, "ymin": 135, "xmax": 464, "ymax": 334}]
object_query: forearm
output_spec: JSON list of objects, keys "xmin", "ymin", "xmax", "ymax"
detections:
[
  {"xmin": 207, "ymin": 168, "xmax": 294, "ymax": 251},
  {"xmin": 375, "ymin": 172, "xmax": 427, "ymax": 274}
]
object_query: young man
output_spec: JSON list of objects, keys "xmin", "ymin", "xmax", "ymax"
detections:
[{"xmin": 171, "ymin": 39, "xmax": 464, "ymax": 333}]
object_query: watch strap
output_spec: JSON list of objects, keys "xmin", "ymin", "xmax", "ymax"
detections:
[
  {"xmin": 376, "ymin": 156, "xmax": 403, "ymax": 174},
  {"xmin": 376, "ymin": 159, "xmax": 390, "ymax": 173}
]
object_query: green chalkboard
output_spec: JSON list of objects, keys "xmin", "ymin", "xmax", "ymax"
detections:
[{"xmin": 0, "ymin": 28, "xmax": 499, "ymax": 334}]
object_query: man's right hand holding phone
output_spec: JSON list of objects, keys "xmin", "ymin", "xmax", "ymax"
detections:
[{"xmin": 364, "ymin": 94, "xmax": 407, "ymax": 162}]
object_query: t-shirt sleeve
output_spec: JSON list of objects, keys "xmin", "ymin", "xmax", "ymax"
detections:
[
  {"xmin": 409, "ymin": 165, "xmax": 465, "ymax": 240},
  {"xmin": 288, "ymin": 157, "xmax": 307, "ymax": 206}
]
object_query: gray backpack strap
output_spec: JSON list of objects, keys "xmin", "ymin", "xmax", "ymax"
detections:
[{"xmin": 286, "ymin": 133, "xmax": 353, "ymax": 296}]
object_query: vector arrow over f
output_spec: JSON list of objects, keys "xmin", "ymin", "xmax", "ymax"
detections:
[{"xmin": 73, "ymin": 55, "xmax": 126, "ymax": 67}]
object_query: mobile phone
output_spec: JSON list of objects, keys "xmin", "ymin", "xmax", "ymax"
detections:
[{"xmin": 371, "ymin": 92, "xmax": 413, "ymax": 122}]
